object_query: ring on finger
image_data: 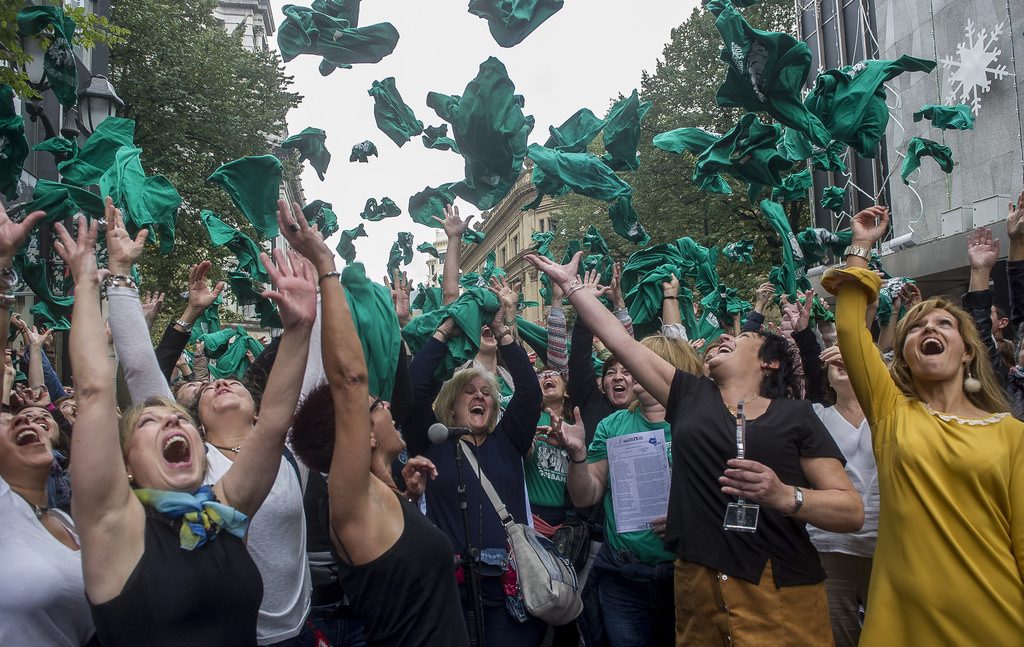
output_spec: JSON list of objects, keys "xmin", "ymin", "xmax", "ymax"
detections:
[{"xmin": 288, "ymin": 222, "xmax": 300, "ymax": 233}]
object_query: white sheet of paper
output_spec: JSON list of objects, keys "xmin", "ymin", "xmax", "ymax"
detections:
[{"xmin": 607, "ymin": 429, "xmax": 671, "ymax": 534}]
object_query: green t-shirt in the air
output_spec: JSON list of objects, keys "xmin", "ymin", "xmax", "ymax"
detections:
[
  {"xmin": 525, "ymin": 411, "xmax": 570, "ymax": 508},
  {"xmin": 588, "ymin": 407, "xmax": 674, "ymax": 566}
]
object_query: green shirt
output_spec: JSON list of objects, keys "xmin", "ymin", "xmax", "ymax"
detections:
[
  {"xmin": 525, "ymin": 411, "xmax": 570, "ymax": 508},
  {"xmin": 588, "ymin": 408, "xmax": 674, "ymax": 566}
]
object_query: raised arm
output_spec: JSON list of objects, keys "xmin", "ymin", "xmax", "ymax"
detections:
[
  {"xmin": 1007, "ymin": 193, "xmax": 1024, "ymax": 332},
  {"xmin": 661, "ymin": 273, "xmax": 683, "ymax": 327},
  {"xmin": 155, "ymin": 262, "xmax": 225, "ymax": 381},
  {"xmin": 609, "ymin": 263, "xmax": 634, "ymax": 338},
  {"xmin": 434, "ymin": 204, "xmax": 474, "ymax": 305},
  {"xmin": 963, "ymin": 227, "xmax": 1006, "ymax": 382},
  {"xmin": 23, "ymin": 325, "xmax": 51, "ymax": 397},
  {"xmin": 489, "ymin": 277, "xmax": 541, "ymax": 455},
  {"xmin": 545, "ymin": 281, "xmax": 568, "ymax": 373},
  {"xmin": 527, "ymin": 253, "xmax": 676, "ymax": 406},
  {"xmin": 547, "ymin": 407, "xmax": 607, "ymax": 507}
]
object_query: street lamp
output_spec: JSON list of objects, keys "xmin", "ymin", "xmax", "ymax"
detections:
[{"xmin": 76, "ymin": 74, "xmax": 123, "ymax": 135}]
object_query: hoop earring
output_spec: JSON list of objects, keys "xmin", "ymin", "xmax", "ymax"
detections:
[{"xmin": 963, "ymin": 369, "xmax": 982, "ymax": 394}]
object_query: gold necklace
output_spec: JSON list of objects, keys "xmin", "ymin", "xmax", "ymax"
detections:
[{"xmin": 724, "ymin": 395, "xmax": 761, "ymax": 417}]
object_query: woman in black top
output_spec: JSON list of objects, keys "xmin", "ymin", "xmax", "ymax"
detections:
[
  {"xmin": 280, "ymin": 204, "xmax": 469, "ymax": 647},
  {"xmin": 61, "ymin": 200, "xmax": 315, "ymax": 646},
  {"xmin": 527, "ymin": 251, "xmax": 863, "ymax": 646}
]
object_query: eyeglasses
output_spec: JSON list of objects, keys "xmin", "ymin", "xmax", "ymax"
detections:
[
  {"xmin": 538, "ymin": 370, "xmax": 560, "ymax": 379},
  {"xmin": 369, "ymin": 397, "xmax": 384, "ymax": 413}
]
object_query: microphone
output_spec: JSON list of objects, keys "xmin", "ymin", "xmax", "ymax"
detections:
[{"xmin": 428, "ymin": 423, "xmax": 473, "ymax": 444}]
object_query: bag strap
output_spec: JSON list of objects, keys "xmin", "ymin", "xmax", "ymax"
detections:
[{"xmin": 459, "ymin": 440, "xmax": 516, "ymax": 528}]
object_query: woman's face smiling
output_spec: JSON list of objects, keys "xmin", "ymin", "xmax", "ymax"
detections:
[
  {"xmin": 452, "ymin": 376, "xmax": 494, "ymax": 433},
  {"xmin": 125, "ymin": 405, "xmax": 205, "ymax": 492},
  {"xmin": 902, "ymin": 308, "xmax": 970, "ymax": 383}
]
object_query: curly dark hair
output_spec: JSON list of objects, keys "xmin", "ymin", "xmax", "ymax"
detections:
[
  {"xmin": 289, "ymin": 382, "xmax": 335, "ymax": 475},
  {"xmin": 757, "ymin": 331, "xmax": 800, "ymax": 399}
]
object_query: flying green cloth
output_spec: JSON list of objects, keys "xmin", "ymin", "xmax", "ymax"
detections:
[
  {"xmin": 808, "ymin": 295, "xmax": 834, "ymax": 325},
  {"xmin": 524, "ymin": 144, "xmax": 633, "ymax": 210},
  {"xmin": 876, "ymin": 277, "xmax": 916, "ymax": 327},
  {"xmin": 796, "ymin": 227, "xmax": 851, "ymax": 269},
  {"xmin": 531, "ymin": 231, "xmax": 556, "ymax": 257},
  {"xmin": 426, "ymin": 57, "xmax": 534, "ymax": 210},
  {"xmin": 901, "ymin": 137, "xmax": 954, "ymax": 183},
  {"xmin": 467, "ymin": 0, "xmax": 563, "ymax": 47},
  {"xmin": 201, "ymin": 325, "xmax": 241, "ymax": 359},
  {"xmin": 413, "ymin": 285, "xmax": 444, "ymax": 313},
  {"xmin": 408, "ymin": 183, "xmax": 458, "ymax": 228},
  {"xmin": 369, "ymin": 77, "xmax": 423, "ymax": 147},
  {"xmin": 722, "ymin": 239, "xmax": 754, "ymax": 263},
  {"xmin": 422, "ymin": 124, "xmax": 460, "ymax": 153},
  {"xmin": 227, "ymin": 270, "xmax": 281, "ymax": 331},
  {"xmin": 515, "ymin": 316, "xmax": 550, "ymax": 364},
  {"xmin": 545, "ymin": 108, "xmax": 605, "ymax": 152},
  {"xmin": 771, "ymin": 168, "xmax": 813, "ymax": 203},
  {"xmin": 402, "ymin": 287, "xmax": 501, "ymax": 381},
  {"xmin": 361, "ymin": 197, "xmax": 401, "ymax": 221},
  {"xmin": 804, "ymin": 55, "xmax": 936, "ymax": 158},
  {"xmin": 676, "ymin": 237, "xmax": 719, "ymax": 295},
  {"xmin": 561, "ymin": 239, "xmax": 582, "ymax": 265},
  {"xmin": 99, "ymin": 146, "xmax": 182, "ymax": 254},
  {"xmin": 481, "ymin": 250, "xmax": 507, "ymax": 282},
  {"xmin": 57, "ymin": 117, "xmax": 136, "ymax": 188},
  {"xmin": 623, "ymin": 260, "xmax": 698, "ymax": 339},
  {"xmin": 336, "ymin": 223, "xmax": 367, "ymax": 264},
  {"xmin": 761, "ymin": 199, "xmax": 809, "ymax": 298},
  {"xmin": 695, "ymin": 112, "xmax": 792, "ymax": 190},
  {"xmin": 25, "ymin": 179, "xmax": 104, "ymax": 224},
  {"xmin": 14, "ymin": 256, "xmax": 74, "ymax": 325},
  {"xmin": 821, "ymin": 186, "xmax": 847, "ymax": 212},
  {"xmin": 777, "ymin": 128, "xmax": 847, "ymax": 174},
  {"xmin": 913, "ymin": 104, "xmax": 975, "ymax": 131},
  {"xmin": 29, "ymin": 300, "xmax": 70, "ymax": 332},
  {"xmin": 349, "ymin": 140, "xmax": 378, "ymax": 162},
  {"xmin": 201, "ymin": 210, "xmax": 269, "ymax": 283},
  {"xmin": 341, "ymin": 263, "xmax": 401, "ymax": 400},
  {"xmin": 706, "ymin": 0, "xmax": 831, "ymax": 148},
  {"xmin": 701, "ymin": 285, "xmax": 752, "ymax": 324},
  {"xmin": 459, "ymin": 272, "xmax": 485, "ymax": 290},
  {"xmin": 207, "ymin": 155, "xmax": 282, "ymax": 240},
  {"xmin": 608, "ymin": 196, "xmax": 651, "ymax": 245},
  {"xmin": 33, "ymin": 135, "xmax": 77, "ymax": 159},
  {"xmin": 207, "ymin": 327, "xmax": 265, "ymax": 379},
  {"xmin": 301, "ymin": 200, "xmax": 339, "ymax": 238},
  {"xmin": 312, "ymin": 0, "xmax": 360, "ymax": 25},
  {"xmin": 601, "ymin": 90, "xmax": 652, "ymax": 171},
  {"xmin": 278, "ymin": 4, "xmax": 398, "ymax": 73},
  {"xmin": 417, "ymin": 242, "xmax": 440, "ymax": 259},
  {"xmin": 652, "ymin": 127, "xmax": 734, "ymax": 195},
  {"xmin": 188, "ymin": 296, "xmax": 222, "ymax": 344},
  {"xmin": 17, "ymin": 5, "xmax": 78, "ymax": 108},
  {"xmin": 281, "ymin": 127, "xmax": 331, "ymax": 180},
  {"xmin": 0, "ymin": 85, "xmax": 28, "ymax": 200},
  {"xmin": 386, "ymin": 232, "xmax": 414, "ymax": 275},
  {"xmin": 583, "ymin": 225, "xmax": 610, "ymax": 256},
  {"xmin": 463, "ymin": 229, "xmax": 486, "ymax": 245}
]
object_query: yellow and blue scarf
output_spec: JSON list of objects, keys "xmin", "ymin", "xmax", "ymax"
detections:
[{"xmin": 135, "ymin": 485, "xmax": 249, "ymax": 551}]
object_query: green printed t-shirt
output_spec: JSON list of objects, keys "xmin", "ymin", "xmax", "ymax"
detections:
[
  {"xmin": 525, "ymin": 411, "xmax": 570, "ymax": 508},
  {"xmin": 588, "ymin": 407, "xmax": 674, "ymax": 566}
]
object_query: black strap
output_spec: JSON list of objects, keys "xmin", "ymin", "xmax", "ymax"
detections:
[{"xmin": 282, "ymin": 446, "xmax": 302, "ymax": 488}]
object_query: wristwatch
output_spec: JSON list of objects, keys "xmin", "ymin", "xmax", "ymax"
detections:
[
  {"xmin": 842, "ymin": 245, "xmax": 872, "ymax": 261},
  {"xmin": 174, "ymin": 319, "xmax": 194, "ymax": 332},
  {"xmin": 785, "ymin": 486, "xmax": 805, "ymax": 516}
]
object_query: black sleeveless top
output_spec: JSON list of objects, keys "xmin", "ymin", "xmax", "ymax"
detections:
[
  {"xmin": 90, "ymin": 506, "xmax": 263, "ymax": 646},
  {"xmin": 329, "ymin": 492, "xmax": 470, "ymax": 647}
]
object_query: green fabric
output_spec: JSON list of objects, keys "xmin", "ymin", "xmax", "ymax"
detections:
[
  {"xmin": 515, "ymin": 316, "xmax": 551, "ymax": 363},
  {"xmin": 401, "ymin": 288, "xmax": 501, "ymax": 381},
  {"xmin": 387, "ymin": 232, "xmax": 414, "ymax": 274},
  {"xmin": 876, "ymin": 277, "xmax": 916, "ymax": 327},
  {"xmin": 99, "ymin": 146, "xmax": 182, "ymax": 254},
  {"xmin": 226, "ymin": 270, "xmax": 282, "ymax": 330},
  {"xmin": 901, "ymin": 137, "xmax": 954, "ymax": 183},
  {"xmin": 771, "ymin": 168, "xmax": 813, "ymax": 203},
  {"xmin": 913, "ymin": 104, "xmax": 975, "ymax": 131},
  {"xmin": 808, "ymin": 294, "xmax": 834, "ymax": 325},
  {"xmin": 204, "ymin": 327, "xmax": 265, "ymax": 379},
  {"xmin": 301, "ymin": 200, "xmax": 339, "ymax": 238},
  {"xmin": 361, "ymin": 196, "xmax": 401, "ymax": 221},
  {"xmin": 29, "ymin": 299, "xmax": 70, "ymax": 331},
  {"xmin": 677, "ymin": 237, "xmax": 719, "ymax": 295},
  {"xmin": 0, "ymin": 85, "xmax": 29, "ymax": 200},
  {"xmin": 341, "ymin": 263, "xmax": 401, "ymax": 400},
  {"xmin": 426, "ymin": 57, "xmax": 534, "ymax": 210},
  {"xmin": 462, "ymin": 229, "xmax": 486, "ymax": 245},
  {"xmin": 695, "ymin": 112, "xmax": 792, "ymax": 191},
  {"xmin": 14, "ymin": 255, "xmax": 74, "ymax": 326},
  {"xmin": 620, "ymin": 240, "xmax": 714, "ymax": 337},
  {"xmin": 820, "ymin": 186, "xmax": 847, "ymax": 212},
  {"xmin": 278, "ymin": 4, "xmax": 398, "ymax": 74},
  {"xmin": 545, "ymin": 108, "xmax": 604, "ymax": 152},
  {"xmin": 312, "ymin": 0, "xmax": 361, "ymax": 25},
  {"xmin": 413, "ymin": 286, "xmax": 444, "ymax": 313},
  {"xmin": 57, "ymin": 117, "xmax": 136, "ymax": 188},
  {"xmin": 524, "ymin": 144, "xmax": 633, "ymax": 210},
  {"xmin": 189, "ymin": 297, "xmax": 222, "ymax": 345},
  {"xmin": 281, "ymin": 127, "xmax": 331, "ymax": 181},
  {"xmin": 531, "ymin": 231, "xmax": 556, "ymax": 257},
  {"xmin": 481, "ymin": 249, "xmax": 507, "ymax": 281},
  {"xmin": 26, "ymin": 179, "xmax": 104, "ymax": 223},
  {"xmin": 608, "ymin": 196, "xmax": 651, "ymax": 245},
  {"xmin": 601, "ymin": 89, "xmax": 652, "ymax": 171},
  {"xmin": 207, "ymin": 156, "xmax": 282, "ymax": 240},
  {"xmin": 707, "ymin": 0, "xmax": 831, "ymax": 147},
  {"xmin": 417, "ymin": 242, "xmax": 440, "ymax": 259},
  {"xmin": 422, "ymin": 124, "xmax": 460, "ymax": 153},
  {"xmin": 804, "ymin": 55, "xmax": 936, "ymax": 158},
  {"xmin": 349, "ymin": 140, "xmax": 378, "ymax": 162},
  {"xmin": 796, "ymin": 227, "xmax": 852, "ymax": 269},
  {"xmin": 368, "ymin": 77, "xmax": 423, "ymax": 147},
  {"xmin": 652, "ymin": 127, "xmax": 733, "ymax": 195},
  {"xmin": 17, "ymin": 5, "xmax": 78, "ymax": 108},
  {"xmin": 336, "ymin": 223, "xmax": 367, "ymax": 264},
  {"xmin": 760, "ymin": 199, "xmax": 810, "ymax": 298},
  {"xmin": 408, "ymin": 183, "xmax": 458, "ymax": 228},
  {"xmin": 777, "ymin": 127, "xmax": 847, "ymax": 173},
  {"xmin": 525, "ymin": 412, "xmax": 569, "ymax": 507},
  {"xmin": 722, "ymin": 239, "xmax": 754, "ymax": 263},
  {"xmin": 588, "ymin": 408, "xmax": 675, "ymax": 565},
  {"xmin": 700, "ymin": 285, "xmax": 751, "ymax": 324},
  {"xmin": 201, "ymin": 210, "xmax": 268, "ymax": 283},
  {"xmin": 467, "ymin": 0, "xmax": 563, "ymax": 47},
  {"xmin": 33, "ymin": 135, "xmax": 77, "ymax": 159},
  {"xmin": 583, "ymin": 225, "xmax": 610, "ymax": 256}
]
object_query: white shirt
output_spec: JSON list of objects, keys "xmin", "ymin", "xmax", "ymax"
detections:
[
  {"xmin": 809, "ymin": 404, "xmax": 880, "ymax": 557},
  {"xmin": 205, "ymin": 445, "xmax": 312, "ymax": 644},
  {"xmin": 0, "ymin": 476, "xmax": 95, "ymax": 646}
]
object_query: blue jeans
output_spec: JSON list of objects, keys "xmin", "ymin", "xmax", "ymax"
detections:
[
  {"xmin": 591, "ymin": 545, "xmax": 674, "ymax": 647},
  {"xmin": 265, "ymin": 613, "xmax": 367, "ymax": 647}
]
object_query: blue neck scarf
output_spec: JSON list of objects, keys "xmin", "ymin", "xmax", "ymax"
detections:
[{"xmin": 134, "ymin": 485, "xmax": 249, "ymax": 550}]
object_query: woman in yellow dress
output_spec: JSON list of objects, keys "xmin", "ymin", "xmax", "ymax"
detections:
[{"xmin": 824, "ymin": 205, "xmax": 1024, "ymax": 646}]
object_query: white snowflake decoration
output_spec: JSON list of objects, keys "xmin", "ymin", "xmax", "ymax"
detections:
[{"xmin": 940, "ymin": 20, "xmax": 1013, "ymax": 115}]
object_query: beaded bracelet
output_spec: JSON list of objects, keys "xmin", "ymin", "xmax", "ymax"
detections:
[{"xmin": 103, "ymin": 274, "xmax": 138, "ymax": 291}]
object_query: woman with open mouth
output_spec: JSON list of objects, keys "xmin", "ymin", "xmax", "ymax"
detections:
[
  {"xmin": 59, "ymin": 198, "xmax": 317, "ymax": 647},
  {"xmin": 826, "ymin": 205, "xmax": 1024, "ymax": 646}
]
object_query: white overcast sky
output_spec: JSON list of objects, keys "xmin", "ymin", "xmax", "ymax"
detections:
[{"xmin": 268, "ymin": 0, "xmax": 701, "ymax": 283}]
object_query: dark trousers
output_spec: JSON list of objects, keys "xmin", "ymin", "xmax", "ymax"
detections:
[{"xmin": 583, "ymin": 544, "xmax": 674, "ymax": 647}]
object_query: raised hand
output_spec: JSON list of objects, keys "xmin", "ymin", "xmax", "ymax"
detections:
[
  {"xmin": 275, "ymin": 199, "xmax": 333, "ymax": 273},
  {"xmin": 385, "ymin": 270, "xmax": 412, "ymax": 326},
  {"xmin": 23, "ymin": 325, "xmax": 52, "ymax": 349},
  {"xmin": 609, "ymin": 262, "xmax": 626, "ymax": 309},
  {"xmin": 901, "ymin": 283, "xmax": 922, "ymax": 308},
  {"xmin": 753, "ymin": 281, "xmax": 775, "ymax": 313},
  {"xmin": 1008, "ymin": 191, "xmax": 1024, "ymax": 240},
  {"xmin": 779, "ymin": 290, "xmax": 814, "ymax": 333},
  {"xmin": 0, "ymin": 201, "xmax": 45, "ymax": 268},
  {"xmin": 581, "ymin": 269, "xmax": 610, "ymax": 298},
  {"xmin": 819, "ymin": 345, "xmax": 844, "ymax": 368},
  {"xmin": 260, "ymin": 249, "xmax": 317, "ymax": 331},
  {"xmin": 187, "ymin": 261, "xmax": 226, "ymax": 313},
  {"xmin": 850, "ymin": 206, "xmax": 890, "ymax": 246},
  {"xmin": 141, "ymin": 291, "xmax": 165, "ymax": 329},
  {"xmin": 401, "ymin": 456, "xmax": 438, "ymax": 501},
  {"xmin": 53, "ymin": 217, "xmax": 100, "ymax": 284},
  {"xmin": 524, "ymin": 251, "xmax": 583, "ymax": 293},
  {"xmin": 104, "ymin": 197, "xmax": 149, "ymax": 275},
  {"xmin": 488, "ymin": 276, "xmax": 521, "ymax": 325},
  {"xmin": 661, "ymin": 272, "xmax": 680, "ymax": 298},
  {"xmin": 544, "ymin": 406, "xmax": 586, "ymax": 462},
  {"xmin": 433, "ymin": 204, "xmax": 475, "ymax": 240},
  {"xmin": 967, "ymin": 227, "xmax": 1000, "ymax": 270}
]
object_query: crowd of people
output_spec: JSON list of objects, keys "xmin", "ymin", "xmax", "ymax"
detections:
[{"xmin": 1, "ymin": 189, "xmax": 1023, "ymax": 647}]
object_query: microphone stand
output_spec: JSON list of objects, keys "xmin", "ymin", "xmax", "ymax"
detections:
[{"xmin": 453, "ymin": 438, "xmax": 486, "ymax": 647}]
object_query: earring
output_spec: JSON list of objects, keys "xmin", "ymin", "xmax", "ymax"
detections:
[
  {"xmin": 963, "ymin": 369, "xmax": 982, "ymax": 394},
  {"xmin": 127, "ymin": 473, "xmax": 135, "ymax": 484}
]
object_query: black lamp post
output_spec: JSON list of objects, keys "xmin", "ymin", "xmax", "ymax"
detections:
[{"xmin": 77, "ymin": 74, "xmax": 124, "ymax": 136}]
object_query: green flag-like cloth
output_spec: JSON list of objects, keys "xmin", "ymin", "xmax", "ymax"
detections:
[
  {"xmin": 524, "ymin": 144, "xmax": 633, "ymax": 210},
  {"xmin": 30, "ymin": 300, "xmax": 70, "ymax": 331},
  {"xmin": 408, "ymin": 183, "xmax": 457, "ymax": 228},
  {"xmin": 361, "ymin": 197, "xmax": 401, "ymax": 221},
  {"xmin": 621, "ymin": 253, "xmax": 698, "ymax": 338},
  {"xmin": 901, "ymin": 137, "xmax": 954, "ymax": 183},
  {"xmin": 463, "ymin": 229, "xmax": 486, "ymax": 245},
  {"xmin": 706, "ymin": 0, "xmax": 831, "ymax": 148},
  {"xmin": 57, "ymin": 117, "xmax": 136, "ymax": 188},
  {"xmin": 188, "ymin": 294, "xmax": 223, "ymax": 344},
  {"xmin": 722, "ymin": 239, "xmax": 754, "ymax": 263},
  {"xmin": 422, "ymin": 124, "xmax": 460, "ymax": 153},
  {"xmin": 601, "ymin": 90, "xmax": 652, "ymax": 171},
  {"xmin": 652, "ymin": 127, "xmax": 733, "ymax": 195},
  {"xmin": 0, "ymin": 85, "xmax": 29, "ymax": 200},
  {"xmin": 312, "ymin": 0, "xmax": 361, "ymax": 25},
  {"xmin": 777, "ymin": 128, "xmax": 848, "ymax": 173},
  {"xmin": 369, "ymin": 77, "xmax": 423, "ymax": 147},
  {"xmin": 531, "ymin": 231, "xmax": 556, "ymax": 257},
  {"xmin": 349, "ymin": 140, "xmax": 378, "ymax": 162},
  {"xmin": 608, "ymin": 196, "xmax": 651, "ymax": 245},
  {"xmin": 205, "ymin": 327, "xmax": 265, "ymax": 379},
  {"xmin": 386, "ymin": 232, "xmax": 414, "ymax": 275},
  {"xmin": 467, "ymin": 0, "xmax": 563, "ymax": 47},
  {"xmin": 701, "ymin": 285, "xmax": 752, "ymax": 326},
  {"xmin": 761, "ymin": 199, "xmax": 809, "ymax": 298},
  {"xmin": 14, "ymin": 255, "xmax": 73, "ymax": 326},
  {"xmin": 677, "ymin": 237, "xmax": 719, "ymax": 295},
  {"xmin": 33, "ymin": 135, "xmax": 77, "ymax": 159},
  {"xmin": 426, "ymin": 57, "xmax": 534, "ymax": 210},
  {"xmin": 583, "ymin": 225, "xmax": 610, "ymax": 256},
  {"xmin": 877, "ymin": 277, "xmax": 916, "ymax": 326},
  {"xmin": 201, "ymin": 211, "xmax": 268, "ymax": 283},
  {"xmin": 913, "ymin": 104, "xmax": 975, "ymax": 131},
  {"xmin": 99, "ymin": 146, "xmax": 182, "ymax": 254},
  {"xmin": 545, "ymin": 108, "xmax": 605, "ymax": 152},
  {"xmin": 796, "ymin": 227, "xmax": 852, "ymax": 268},
  {"xmin": 17, "ymin": 5, "xmax": 78, "ymax": 108},
  {"xmin": 341, "ymin": 263, "xmax": 401, "ymax": 400},
  {"xmin": 301, "ymin": 200, "xmax": 339, "ymax": 238},
  {"xmin": 402, "ymin": 287, "xmax": 500, "ymax": 381},
  {"xmin": 278, "ymin": 4, "xmax": 398, "ymax": 74},
  {"xmin": 336, "ymin": 224, "xmax": 366, "ymax": 264},
  {"xmin": 417, "ymin": 242, "xmax": 440, "ymax": 258},
  {"xmin": 413, "ymin": 285, "xmax": 444, "ymax": 314},
  {"xmin": 208, "ymin": 156, "xmax": 282, "ymax": 240},
  {"xmin": 695, "ymin": 113, "xmax": 792, "ymax": 191},
  {"xmin": 804, "ymin": 55, "xmax": 936, "ymax": 158},
  {"xmin": 227, "ymin": 270, "xmax": 282, "ymax": 330},
  {"xmin": 481, "ymin": 250, "xmax": 507, "ymax": 282},
  {"xmin": 821, "ymin": 186, "xmax": 847, "ymax": 212},
  {"xmin": 281, "ymin": 127, "xmax": 331, "ymax": 181},
  {"xmin": 771, "ymin": 168, "xmax": 813, "ymax": 203},
  {"xmin": 515, "ymin": 316, "xmax": 549, "ymax": 364},
  {"xmin": 26, "ymin": 179, "xmax": 104, "ymax": 223}
]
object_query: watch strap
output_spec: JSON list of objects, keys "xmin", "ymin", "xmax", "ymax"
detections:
[{"xmin": 843, "ymin": 245, "xmax": 872, "ymax": 261}]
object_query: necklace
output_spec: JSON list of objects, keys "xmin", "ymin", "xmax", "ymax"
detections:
[
  {"xmin": 14, "ymin": 491, "xmax": 49, "ymax": 520},
  {"xmin": 724, "ymin": 394, "xmax": 762, "ymax": 417},
  {"xmin": 211, "ymin": 443, "xmax": 242, "ymax": 454}
]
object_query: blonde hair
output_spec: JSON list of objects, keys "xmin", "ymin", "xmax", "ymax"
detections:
[
  {"xmin": 434, "ymin": 367, "xmax": 502, "ymax": 433},
  {"xmin": 119, "ymin": 396, "xmax": 198, "ymax": 456},
  {"xmin": 891, "ymin": 297, "xmax": 1010, "ymax": 413},
  {"xmin": 629, "ymin": 335, "xmax": 702, "ymax": 411}
]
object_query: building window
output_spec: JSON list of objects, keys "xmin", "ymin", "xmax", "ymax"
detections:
[
  {"xmin": 501, "ymin": 246, "xmax": 507, "ymax": 265},
  {"xmin": 512, "ymin": 235, "xmax": 519, "ymax": 255},
  {"xmin": 539, "ymin": 219, "xmax": 546, "ymax": 232},
  {"xmin": 549, "ymin": 218, "xmax": 559, "ymax": 232}
]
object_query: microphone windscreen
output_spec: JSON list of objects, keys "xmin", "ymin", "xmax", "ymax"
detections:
[{"xmin": 428, "ymin": 422, "xmax": 449, "ymax": 445}]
